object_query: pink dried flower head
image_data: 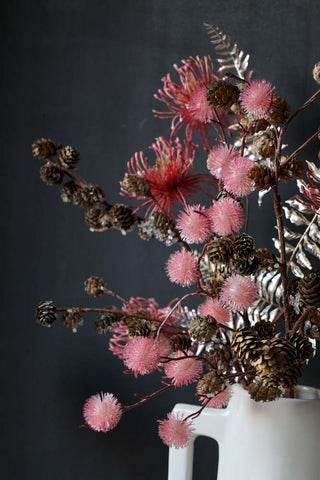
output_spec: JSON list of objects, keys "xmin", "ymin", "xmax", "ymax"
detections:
[
  {"xmin": 207, "ymin": 145, "xmax": 239, "ymax": 179},
  {"xmin": 208, "ymin": 198, "xmax": 244, "ymax": 236},
  {"xmin": 220, "ymin": 274, "xmax": 257, "ymax": 312},
  {"xmin": 109, "ymin": 321, "xmax": 128, "ymax": 361},
  {"xmin": 158, "ymin": 334, "xmax": 173, "ymax": 359},
  {"xmin": 164, "ymin": 351, "xmax": 203, "ymax": 386},
  {"xmin": 198, "ymin": 298, "xmax": 230, "ymax": 324},
  {"xmin": 123, "ymin": 336, "xmax": 161, "ymax": 376},
  {"xmin": 83, "ymin": 392, "xmax": 122, "ymax": 433},
  {"xmin": 223, "ymin": 157, "xmax": 253, "ymax": 197},
  {"xmin": 154, "ymin": 56, "xmax": 222, "ymax": 149},
  {"xmin": 177, "ymin": 204, "xmax": 211, "ymax": 244},
  {"xmin": 122, "ymin": 296, "xmax": 160, "ymax": 316},
  {"xmin": 239, "ymin": 79, "xmax": 275, "ymax": 119},
  {"xmin": 166, "ymin": 249, "xmax": 199, "ymax": 287},
  {"xmin": 158, "ymin": 412, "xmax": 194, "ymax": 448},
  {"xmin": 198, "ymin": 386, "xmax": 232, "ymax": 408}
]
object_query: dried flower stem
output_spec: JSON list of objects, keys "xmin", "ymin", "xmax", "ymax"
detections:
[
  {"xmin": 284, "ymin": 88, "xmax": 320, "ymax": 131},
  {"xmin": 122, "ymin": 384, "xmax": 174, "ymax": 413},
  {"xmin": 282, "ymin": 128, "xmax": 320, "ymax": 166},
  {"xmin": 156, "ymin": 291, "xmax": 200, "ymax": 338}
]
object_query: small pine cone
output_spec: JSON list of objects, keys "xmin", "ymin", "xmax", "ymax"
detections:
[
  {"xmin": 197, "ymin": 371, "xmax": 225, "ymax": 395},
  {"xmin": 206, "ymin": 80, "xmax": 239, "ymax": 110},
  {"xmin": 80, "ymin": 184, "xmax": 105, "ymax": 206},
  {"xmin": 36, "ymin": 300, "xmax": 57, "ymax": 327},
  {"xmin": 125, "ymin": 316, "xmax": 151, "ymax": 338},
  {"xmin": 265, "ymin": 97, "xmax": 290, "ymax": 125},
  {"xmin": 137, "ymin": 220, "xmax": 154, "ymax": 241},
  {"xmin": 95, "ymin": 312, "xmax": 118, "ymax": 335},
  {"xmin": 40, "ymin": 162, "xmax": 63, "ymax": 185},
  {"xmin": 305, "ymin": 323, "xmax": 320, "ymax": 341},
  {"xmin": 255, "ymin": 248, "xmax": 278, "ymax": 269},
  {"xmin": 63, "ymin": 308, "xmax": 85, "ymax": 331},
  {"xmin": 108, "ymin": 204, "xmax": 136, "ymax": 231},
  {"xmin": 247, "ymin": 164, "xmax": 275, "ymax": 191},
  {"xmin": 199, "ymin": 278, "xmax": 222, "ymax": 297},
  {"xmin": 209, "ymin": 344, "xmax": 233, "ymax": 373},
  {"xmin": 248, "ymin": 379, "xmax": 281, "ymax": 402},
  {"xmin": 253, "ymin": 320, "xmax": 276, "ymax": 339},
  {"xmin": 253, "ymin": 130, "xmax": 276, "ymax": 158},
  {"xmin": 188, "ymin": 315, "xmax": 218, "ymax": 343},
  {"xmin": 312, "ymin": 62, "xmax": 320, "ymax": 84},
  {"xmin": 280, "ymin": 157, "xmax": 304, "ymax": 181},
  {"xmin": 247, "ymin": 118, "xmax": 270, "ymax": 134},
  {"xmin": 170, "ymin": 334, "xmax": 192, "ymax": 352},
  {"xmin": 85, "ymin": 207, "xmax": 106, "ymax": 229},
  {"xmin": 298, "ymin": 271, "xmax": 320, "ymax": 308},
  {"xmin": 234, "ymin": 233, "xmax": 255, "ymax": 259},
  {"xmin": 58, "ymin": 146, "xmax": 80, "ymax": 169},
  {"xmin": 206, "ymin": 236, "xmax": 235, "ymax": 263},
  {"xmin": 306, "ymin": 308, "xmax": 320, "ymax": 328},
  {"xmin": 289, "ymin": 333, "xmax": 313, "ymax": 364},
  {"xmin": 149, "ymin": 211, "xmax": 179, "ymax": 246},
  {"xmin": 122, "ymin": 174, "xmax": 150, "ymax": 197},
  {"xmin": 84, "ymin": 276, "xmax": 106, "ymax": 297},
  {"xmin": 32, "ymin": 138, "xmax": 57, "ymax": 159},
  {"xmin": 61, "ymin": 181, "xmax": 84, "ymax": 204},
  {"xmin": 231, "ymin": 328, "xmax": 262, "ymax": 362},
  {"xmin": 233, "ymin": 257, "xmax": 258, "ymax": 276}
]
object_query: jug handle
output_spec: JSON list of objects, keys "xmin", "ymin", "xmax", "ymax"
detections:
[{"xmin": 167, "ymin": 403, "xmax": 227, "ymax": 480}]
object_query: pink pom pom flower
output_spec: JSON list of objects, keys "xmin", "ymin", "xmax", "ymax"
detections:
[
  {"xmin": 223, "ymin": 157, "xmax": 253, "ymax": 197},
  {"xmin": 239, "ymin": 79, "xmax": 275, "ymax": 119},
  {"xmin": 83, "ymin": 392, "xmax": 122, "ymax": 433},
  {"xmin": 207, "ymin": 144, "xmax": 238, "ymax": 179},
  {"xmin": 158, "ymin": 412, "xmax": 195, "ymax": 448},
  {"xmin": 220, "ymin": 274, "xmax": 257, "ymax": 312},
  {"xmin": 123, "ymin": 336, "xmax": 161, "ymax": 376},
  {"xmin": 177, "ymin": 204, "xmax": 211, "ymax": 244},
  {"xmin": 166, "ymin": 249, "xmax": 199, "ymax": 287},
  {"xmin": 198, "ymin": 298, "xmax": 230, "ymax": 324},
  {"xmin": 208, "ymin": 198, "xmax": 244, "ymax": 236},
  {"xmin": 198, "ymin": 386, "xmax": 232, "ymax": 409},
  {"xmin": 164, "ymin": 351, "xmax": 202, "ymax": 386}
]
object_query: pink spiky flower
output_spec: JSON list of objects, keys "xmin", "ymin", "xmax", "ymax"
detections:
[
  {"xmin": 123, "ymin": 337, "xmax": 161, "ymax": 376},
  {"xmin": 220, "ymin": 274, "xmax": 257, "ymax": 312},
  {"xmin": 158, "ymin": 412, "xmax": 195, "ymax": 448},
  {"xmin": 207, "ymin": 144, "xmax": 239, "ymax": 179},
  {"xmin": 223, "ymin": 156, "xmax": 253, "ymax": 197},
  {"xmin": 166, "ymin": 249, "xmax": 199, "ymax": 287},
  {"xmin": 83, "ymin": 392, "xmax": 122, "ymax": 433},
  {"xmin": 198, "ymin": 298, "xmax": 230, "ymax": 324},
  {"xmin": 239, "ymin": 79, "xmax": 275, "ymax": 119},
  {"xmin": 177, "ymin": 204, "xmax": 211, "ymax": 244},
  {"xmin": 208, "ymin": 198, "xmax": 244, "ymax": 236},
  {"xmin": 198, "ymin": 386, "xmax": 232, "ymax": 408},
  {"xmin": 164, "ymin": 351, "xmax": 203, "ymax": 386},
  {"xmin": 154, "ymin": 56, "xmax": 221, "ymax": 149}
]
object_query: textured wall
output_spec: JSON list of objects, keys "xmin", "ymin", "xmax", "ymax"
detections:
[{"xmin": 1, "ymin": 0, "xmax": 320, "ymax": 478}]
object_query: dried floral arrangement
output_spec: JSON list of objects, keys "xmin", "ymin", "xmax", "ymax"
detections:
[{"xmin": 32, "ymin": 25, "xmax": 320, "ymax": 449}]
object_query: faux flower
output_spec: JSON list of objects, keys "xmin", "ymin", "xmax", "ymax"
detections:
[
  {"xmin": 166, "ymin": 249, "xmax": 199, "ymax": 287},
  {"xmin": 223, "ymin": 156, "xmax": 253, "ymax": 197},
  {"xmin": 158, "ymin": 412, "xmax": 194, "ymax": 448},
  {"xmin": 198, "ymin": 298, "xmax": 230, "ymax": 324},
  {"xmin": 164, "ymin": 351, "xmax": 202, "ymax": 386},
  {"xmin": 198, "ymin": 386, "xmax": 232, "ymax": 408},
  {"xmin": 123, "ymin": 336, "xmax": 161, "ymax": 376},
  {"xmin": 208, "ymin": 198, "xmax": 244, "ymax": 236},
  {"xmin": 83, "ymin": 392, "xmax": 122, "ymax": 433},
  {"xmin": 176, "ymin": 204, "xmax": 211, "ymax": 244},
  {"xmin": 220, "ymin": 274, "xmax": 257, "ymax": 311},
  {"xmin": 207, "ymin": 144, "xmax": 238, "ymax": 179},
  {"xmin": 239, "ymin": 79, "xmax": 275, "ymax": 119}
]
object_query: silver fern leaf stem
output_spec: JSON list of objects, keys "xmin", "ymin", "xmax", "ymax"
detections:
[{"xmin": 287, "ymin": 207, "xmax": 320, "ymax": 271}]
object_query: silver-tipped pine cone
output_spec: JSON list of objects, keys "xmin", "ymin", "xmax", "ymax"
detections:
[
  {"xmin": 36, "ymin": 300, "xmax": 57, "ymax": 327},
  {"xmin": 58, "ymin": 146, "xmax": 80, "ymax": 169}
]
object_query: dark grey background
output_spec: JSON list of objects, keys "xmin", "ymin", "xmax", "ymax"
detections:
[{"xmin": 1, "ymin": 0, "xmax": 320, "ymax": 479}]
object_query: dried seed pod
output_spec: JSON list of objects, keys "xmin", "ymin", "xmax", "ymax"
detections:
[
  {"xmin": 125, "ymin": 316, "xmax": 151, "ymax": 338},
  {"xmin": 206, "ymin": 236, "xmax": 235, "ymax": 263},
  {"xmin": 170, "ymin": 334, "xmax": 192, "ymax": 352},
  {"xmin": 32, "ymin": 138, "xmax": 57, "ymax": 159},
  {"xmin": 58, "ymin": 146, "xmax": 80, "ymax": 169},
  {"xmin": 36, "ymin": 300, "xmax": 57, "ymax": 327},
  {"xmin": 188, "ymin": 315, "xmax": 218, "ymax": 343},
  {"xmin": 247, "ymin": 164, "xmax": 275, "ymax": 191},
  {"xmin": 206, "ymin": 80, "xmax": 239, "ymax": 110},
  {"xmin": 248, "ymin": 379, "xmax": 281, "ymax": 402},
  {"xmin": 84, "ymin": 276, "xmax": 106, "ymax": 297},
  {"xmin": 234, "ymin": 233, "xmax": 255, "ymax": 259},
  {"xmin": 63, "ymin": 308, "xmax": 85, "ymax": 331},
  {"xmin": 108, "ymin": 204, "xmax": 136, "ymax": 231},
  {"xmin": 40, "ymin": 162, "xmax": 63, "ymax": 185},
  {"xmin": 122, "ymin": 174, "xmax": 150, "ymax": 197},
  {"xmin": 95, "ymin": 312, "xmax": 118, "ymax": 335},
  {"xmin": 253, "ymin": 130, "xmax": 276, "ymax": 158},
  {"xmin": 265, "ymin": 97, "xmax": 290, "ymax": 125},
  {"xmin": 280, "ymin": 156, "xmax": 304, "ymax": 181},
  {"xmin": 298, "ymin": 271, "xmax": 320, "ymax": 308},
  {"xmin": 253, "ymin": 320, "xmax": 276, "ymax": 340},
  {"xmin": 312, "ymin": 61, "xmax": 320, "ymax": 84},
  {"xmin": 197, "ymin": 371, "xmax": 225, "ymax": 395}
]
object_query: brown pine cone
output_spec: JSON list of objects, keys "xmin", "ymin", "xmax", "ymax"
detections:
[
  {"xmin": 208, "ymin": 343, "xmax": 233, "ymax": 373},
  {"xmin": 122, "ymin": 174, "xmax": 150, "ymax": 197},
  {"xmin": 40, "ymin": 162, "xmax": 63, "ymax": 185},
  {"xmin": 149, "ymin": 211, "xmax": 179, "ymax": 246},
  {"xmin": 170, "ymin": 334, "xmax": 192, "ymax": 352},
  {"xmin": 58, "ymin": 146, "xmax": 80, "ymax": 169},
  {"xmin": 206, "ymin": 80, "xmax": 239, "ymax": 110},
  {"xmin": 248, "ymin": 379, "xmax": 281, "ymax": 402},
  {"xmin": 80, "ymin": 184, "xmax": 105, "ymax": 206},
  {"xmin": 234, "ymin": 233, "xmax": 255, "ymax": 259},
  {"xmin": 289, "ymin": 333, "xmax": 313, "ymax": 364},
  {"xmin": 32, "ymin": 138, "xmax": 57, "ymax": 159},
  {"xmin": 84, "ymin": 276, "xmax": 106, "ymax": 297},
  {"xmin": 206, "ymin": 236, "xmax": 235, "ymax": 263},
  {"xmin": 63, "ymin": 308, "xmax": 85, "ymax": 331},
  {"xmin": 265, "ymin": 97, "xmax": 290, "ymax": 125},
  {"xmin": 298, "ymin": 271, "xmax": 320, "ymax": 308},
  {"xmin": 36, "ymin": 300, "xmax": 57, "ymax": 327},
  {"xmin": 85, "ymin": 207, "xmax": 112, "ymax": 230},
  {"xmin": 280, "ymin": 156, "xmax": 304, "ymax": 181},
  {"xmin": 255, "ymin": 248, "xmax": 278, "ymax": 269},
  {"xmin": 125, "ymin": 316, "xmax": 151, "ymax": 338},
  {"xmin": 188, "ymin": 315, "xmax": 218, "ymax": 343},
  {"xmin": 247, "ymin": 118, "xmax": 270, "ymax": 134},
  {"xmin": 253, "ymin": 130, "xmax": 276, "ymax": 158},
  {"xmin": 233, "ymin": 257, "xmax": 258, "ymax": 276},
  {"xmin": 137, "ymin": 220, "xmax": 154, "ymax": 241},
  {"xmin": 231, "ymin": 328, "xmax": 262, "ymax": 361},
  {"xmin": 247, "ymin": 164, "xmax": 275, "ymax": 191},
  {"xmin": 253, "ymin": 320, "xmax": 276, "ymax": 339},
  {"xmin": 61, "ymin": 181, "xmax": 84, "ymax": 205},
  {"xmin": 95, "ymin": 312, "xmax": 118, "ymax": 335},
  {"xmin": 197, "ymin": 371, "xmax": 225, "ymax": 395},
  {"xmin": 312, "ymin": 62, "xmax": 320, "ymax": 84},
  {"xmin": 199, "ymin": 278, "xmax": 222, "ymax": 297},
  {"xmin": 306, "ymin": 308, "xmax": 320, "ymax": 328},
  {"xmin": 108, "ymin": 204, "xmax": 136, "ymax": 231}
]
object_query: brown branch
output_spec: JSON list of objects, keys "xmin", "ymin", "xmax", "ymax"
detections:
[
  {"xmin": 282, "ymin": 128, "xmax": 320, "ymax": 166},
  {"xmin": 283, "ymin": 88, "xmax": 320, "ymax": 131},
  {"xmin": 122, "ymin": 384, "xmax": 174, "ymax": 413}
]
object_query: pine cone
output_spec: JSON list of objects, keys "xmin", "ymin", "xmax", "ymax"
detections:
[
  {"xmin": 188, "ymin": 315, "xmax": 218, "ymax": 343},
  {"xmin": 95, "ymin": 312, "xmax": 118, "ymax": 335},
  {"xmin": 306, "ymin": 308, "xmax": 320, "ymax": 328},
  {"xmin": 84, "ymin": 276, "xmax": 106, "ymax": 297},
  {"xmin": 61, "ymin": 181, "xmax": 84, "ymax": 205},
  {"xmin": 125, "ymin": 316, "xmax": 151, "ymax": 338},
  {"xmin": 253, "ymin": 130, "xmax": 276, "ymax": 158},
  {"xmin": 253, "ymin": 320, "xmax": 276, "ymax": 339},
  {"xmin": 298, "ymin": 271, "xmax": 320, "ymax": 308},
  {"xmin": 265, "ymin": 97, "xmax": 290, "ymax": 125},
  {"xmin": 233, "ymin": 257, "xmax": 258, "ymax": 276},
  {"xmin": 208, "ymin": 344, "xmax": 233, "ymax": 373},
  {"xmin": 234, "ymin": 233, "xmax": 255, "ymax": 259},
  {"xmin": 280, "ymin": 157, "xmax": 304, "ymax": 181},
  {"xmin": 199, "ymin": 278, "xmax": 222, "ymax": 297},
  {"xmin": 80, "ymin": 184, "xmax": 105, "ymax": 206},
  {"xmin": 247, "ymin": 118, "xmax": 270, "ymax": 134},
  {"xmin": 231, "ymin": 328, "xmax": 262, "ymax": 361},
  {"xmin": 40, "ymin": 162, "xmax": 63, "ymax": 185},
  {"xmin": 197, "ymin": 371, "xmax": 225, "ymax": 395},
  {"xmin": 289, "ymin": 333, "xmax": 313, "ymax": 364},
  {"xmin": 122, "ymin": 174, "xmax": 150, "ymax": 197},
  {"xmin": 63, "ymin": 308, "xmax": 85, "ymax": 331},
  {"xmin": 36, "ymin": 300, "xmax": 57, "ymax": 327},
  {"xmin": 137, "ymin": 220, "xmax": 154, "ymax": 241},
  {"xmin": 58, "ymin": 146, "xmax": 80, "ymax": 169},
  {"xmin": 255, "ymin": 248, "xmax": 278, "ymax": 269},
  {"xmin": 108, "ymin": 204, "xmax": 136, "ymax": 231},
  {"xmin": 149, "ymin": 211, "xmax": 179, "ymax": 246},
  {"xmin": 85, "ymin": 207, "xmax": 112, "ymax": 230},
  {"xmin": 312, "ymin": 62, "xmax": 320, "ymax": 84},
  {"xmin": 248, "ymin": 379, "xmax": 281, "ymax": 402},
  {"xmin": 206, "ymin": 236, "xmax": 235, "ymax": 263},
  {"xmin": 206, "ymin": 80, "xmax": 239, "ymax": 110},
  {"xmin": 32, "ymin": 138, "xmax": 57, "ymax": 159},
  {"xmin": 170, "ymin": 334, "xmax": 192, "ymax": 352},
  {"xmin": 247, "ymin": 164, "xmax": 275, "ymax": 190}
]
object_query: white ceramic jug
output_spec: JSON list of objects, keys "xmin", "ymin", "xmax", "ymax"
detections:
[{"xmin": 168, "ymin": 384, "xmax": 320, "ymax": 480}]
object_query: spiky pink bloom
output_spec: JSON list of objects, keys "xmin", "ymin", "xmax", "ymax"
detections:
[
  {"xmin": 83, "ymin": 392, "xmax": 122, "ymax": 433},
  {"xmin": 208, "ymin": 198, "xmax": 244, "ymax": 236},
  {"xmin": 177, "ymin": 204, "xmax": 211, "ymax": 244},
  {"xmin": 158, "ymin": 412, "xmax": 194, "ymax": 448},
  {"xmin": 198, "ymin": 298, "xmax": 230, "ymax": 324},
  {"xmin": 220, "ymin": 274, "xmax": 257, "ymax": 312},
  {"xmin": 164, "ymin": 351, "xmax": 202, "ymax": 386},
  {"xmin": 223, "ymin": 157, "xmax": 253, "ymax": 197},
  {"xmin": 207, "ymin": 145, "xmax": 239, "ymax": 179},
  {"xmin": 198, "ymin": 387, "xmax": 232, "ymax": 408},
  {"xmin": 166, "ymin": 249, "xmax": 199, "ymax": 287},
  {"xmin": 123, "ymin": 337, "xmax": 161, "ymax": 376},
  {"xmin": 122, "ymin": 296, "xmax": 160, "ymax": 316},
  {"xmin": 239, "ymin": 79, "xmax": 275, "ymax": 119}
]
